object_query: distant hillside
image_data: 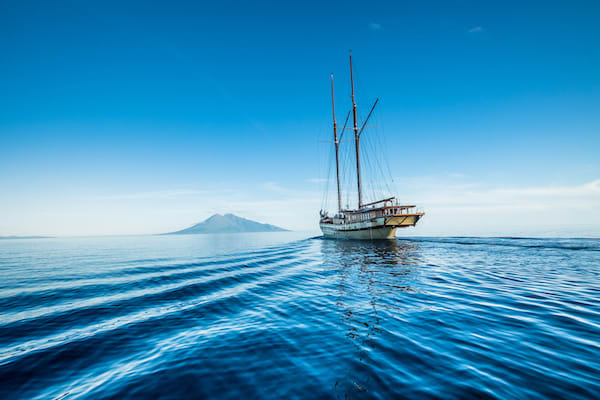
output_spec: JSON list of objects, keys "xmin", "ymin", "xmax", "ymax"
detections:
[{"xmin": 166, "ymin": 213, "xmax": 288, "ymax": 235}]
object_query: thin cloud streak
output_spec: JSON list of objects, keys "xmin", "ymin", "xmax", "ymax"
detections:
[
  {"xmin": 306, "ymin": 178, "xmax": 327, "ymax": 184},
  {"xmin": 96, "ymin": 189, "xmax": 210, "ymax": 200}
]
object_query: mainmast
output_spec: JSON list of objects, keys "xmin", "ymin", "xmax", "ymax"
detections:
[
  {"xmin": 349, "ymin": 51, "xmax": 362, "ymax": 209},
  {"xmin": 330, "ymin": 74, "xmax": 342, "ymax": 213}
]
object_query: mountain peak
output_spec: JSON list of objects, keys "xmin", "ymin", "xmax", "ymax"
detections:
[{"xmin": 166, "ymin": 213, "xmax": 288, "ymax": 235}]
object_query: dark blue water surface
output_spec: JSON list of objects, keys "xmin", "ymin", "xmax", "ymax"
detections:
[{"xmin": 0, "ymin": 234, "xmax": 599, "ymax": 399}]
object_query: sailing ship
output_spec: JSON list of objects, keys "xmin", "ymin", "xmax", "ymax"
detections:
[{"xmin": 319, "ymin": 52, "xmax": 424, "ymax": 239}]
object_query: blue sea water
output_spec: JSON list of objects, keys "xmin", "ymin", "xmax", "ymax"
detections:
[{"xmin": 0, "ymin": 233, "xmax": 599, "ymax": 399}]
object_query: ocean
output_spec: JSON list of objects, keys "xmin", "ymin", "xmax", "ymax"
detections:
[{"xmin": 0, "ymin": 234, "xmax": 598, "ymax": 399}]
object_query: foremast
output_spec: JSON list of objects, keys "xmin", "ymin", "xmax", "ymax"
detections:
[{"xmin": 330, "ymin": 74, "xmax": 342, "ymax": 213}]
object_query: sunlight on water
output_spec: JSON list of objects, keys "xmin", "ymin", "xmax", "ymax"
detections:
[{"xmin": 0, "ymin": 234, "xmax": 599, "ymax": 399}]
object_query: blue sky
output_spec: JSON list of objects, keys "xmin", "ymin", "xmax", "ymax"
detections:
[{"xmin": 1, "ymin": 1, "xmax": 599, "ymax": 236}]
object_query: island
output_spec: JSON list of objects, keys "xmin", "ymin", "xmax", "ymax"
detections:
[{"xmin": 164, "ymin": 213, "xmax": 288, "ymax": 235}]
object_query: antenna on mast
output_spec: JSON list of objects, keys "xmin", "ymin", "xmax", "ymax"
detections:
[
  {"xmin": 331, "ymin": 74, "xmax": 342, "ymax": 213},
  {"xmin": 349, "ymin": 50, "xmax": 362, "ymax": 209}
]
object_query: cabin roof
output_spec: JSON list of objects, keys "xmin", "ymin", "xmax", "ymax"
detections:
[{"xmin": 341, "ymin": 205, "xmax": 417, "ymax": 214}]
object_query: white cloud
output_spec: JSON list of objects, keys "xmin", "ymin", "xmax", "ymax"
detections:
[
  {"xmin": 492, "ymin": 179, "xmax": 600, "ymax": 197},
  {"xmin": 400, "ymin": 177, "xmax": 600, "ymax": 237},
  {"xmin": 369, "ymin": 23, "xmax": 382, "ymax": 31},
  {"xmin": 96, "ymin": 189, "xmax": 209, "ymax": 200},
  {"xmin": 468, "ymin": 26, "xmax": 483, "ymax": 33}
]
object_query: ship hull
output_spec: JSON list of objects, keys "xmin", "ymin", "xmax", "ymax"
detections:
[
  {"xmin": 320, "ymin": 223, "xmax": 397, "ymax": 239},
  {"xmin": 319, "ymin": 214, "xmax": 422, "ymax": 240}
]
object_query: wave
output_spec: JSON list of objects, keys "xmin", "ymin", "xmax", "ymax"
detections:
[
  {"xmin": 399, "ymin": 236, "xmax": 600, "ymax": 251},
  {"xmin": 0, "ymin": 235, "xmax": 598, "ymax": 399}
]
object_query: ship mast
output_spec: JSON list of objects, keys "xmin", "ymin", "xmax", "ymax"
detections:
[
  {"xmin": 349, "ymin": 51, "xmax": 362, "ymax": 209},
  {"xmin": 330, "ymin": 74, "xmax": 342, "ymax": 213}
]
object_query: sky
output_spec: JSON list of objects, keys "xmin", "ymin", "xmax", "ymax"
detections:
[{"xmin": 1, "ymin": 0, "xmax": 599, "ymax": 237}]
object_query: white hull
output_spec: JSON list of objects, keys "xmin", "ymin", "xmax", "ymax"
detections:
[
  {"xmin": 320, "ymin": 223, "xmax": 397, "ymax": 239},
  {"xmin": 319, "ymin": 215, "xmax": 422, "ymax": 240}
]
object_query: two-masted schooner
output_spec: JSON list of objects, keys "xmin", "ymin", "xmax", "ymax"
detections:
[{"xmin": 319, "ymin": 53, "xmax": 424, "ymax": 239}]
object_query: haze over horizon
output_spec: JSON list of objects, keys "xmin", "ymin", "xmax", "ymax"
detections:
[{"xmin": 1, "ymin": 1, "xmax": 599, "ymax": 237}]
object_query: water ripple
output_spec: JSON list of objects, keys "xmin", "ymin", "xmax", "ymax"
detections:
[{"xmin": 0, "ymin": 234, "xmax": 599, "ymax": 399}]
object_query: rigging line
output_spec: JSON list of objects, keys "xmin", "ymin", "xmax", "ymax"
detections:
[
  {"xmin": 356, "ymin": 108, "xmax": 370, "ymax": 203},
  {"xmin": 369, "ymin": 121, "xmax": 390, "ymax": 201},
  {"xmin": 339, "ymin": 110, "xmax": 351, "ymax": 143},
  {"xmin": 362, "ymin": 136, "xmax": 377, "ymax": 204},
  {"xmin": 317, "ymin": 126, "xmax": 324, "ymax": 209},
  {"xmin": 357, "ymin": 98, "xmax": 379, "ymax": 138},
  {"xmin": 373, "ymin": 144, "xmax": 385, "ymax": 199},
  {"xmin": 337, "ymin": 110, "xmax": 352, "ymax": 209},
  {"xmin": 368, "ymin": 128, "xmax": 381, "ymax": 200},
  {"xmin": 382, "ymin": 127, "xmax": 399, "ymax": 198},
  {"xmin": 371, "ymin": 127, "xmax": 391, "ymax": 197},
  {"xmin": 317, "ymin": 125, "xmax": 321, "ymax": 207},
  {"xmin": 364, "ymin": 110, "xmax": 390, "ymax": 199},
  {"xmin": 343, "ymin": 134, "xmax": 354, "ymax": 188},
  {"xmin": 342, "ymin": 134, "xmax": 350, "ymax": 209},
  {"xmin": 369, "ymin": 136, "xmax": 384, "ymax": 201},
  {"xmin": 316, "ymin": 128, "xmax": 326, "ymax": 208},
  {"xmin": 322, "ymin": 131, "xmax": 333, "ymax": 210},
  {"xmin": 362, "ymin": 104, "xmax": 384, "ymax": 198},
  {"xmin": 378, "ymin": 136, "xmax": 393, "ymax": 197},
  {"xmin": 373, "ymin": 109, "xmax": 398, "ymax": 197},
  {"xmin": 363, "ymin": 139, "xmax": 372, "ymax": 202},
  {"xmin": 339, "ymin": 140, "xmax": 348, "ymax": 208},
  {"xmin": 357, "ymin": 101, "xmax": 383, "ymax": 204}
]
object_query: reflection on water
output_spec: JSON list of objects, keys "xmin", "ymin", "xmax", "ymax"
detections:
[
  {"xmin": 1, "ymin": 235, "xmax": 599, "ymax": 399},
  {"xmin": 320, "ymin": 239, "xmax": 422, "ymax": 398}
]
